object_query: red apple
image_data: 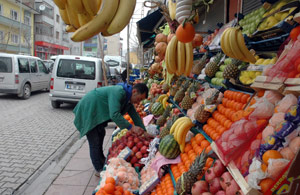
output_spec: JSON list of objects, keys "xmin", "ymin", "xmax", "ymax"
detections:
[
  {"xmin": 119, "ymin": 143, "xmax": 126, "ymax": 150},
  {"xmin": 143, "ymin": 153, "xmax": 148, "ymax": 158},
  {"xmin": 126, "ymin": 131, "xmax": 132, "ymax": 137},
  {"xmin": 134, "ymin": 137, "xmax": 140, "ymax": 143},
  {"xmin": 137, "ymin": 142, "xmax": 143, "ymax": 149},
  {"xmin": 140, "ymin": 146, "xmax": 148, "ymax": 154},
  {"xmin": 143, "ymin": 140, "xmax": 150, "ymax": 146},
  {"xmin": 127, "ymin": 141, "xmax": 134, "ymax": 149},
  {"xmin": 130, "ymin": 156, "xmax": 138, "ymax": 164},
  {"xmin": 115, "ymin": 139, "xmax": 121, "ymax": 145},
  {"xmin": 136, "ymin": 151, "xmax": 143, "ymax": 159},
  {"xmin": 132, "ymin": 146, "xmax": 139, "ymax": 153},
  {"xmin": 120, "ymin": 136, "xmax": 126, "ymax": 142},
  {"xmin": 128, "ymin": 136, "xmax": 134, "ymax": 141}
]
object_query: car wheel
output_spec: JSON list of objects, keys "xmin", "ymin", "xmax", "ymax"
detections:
[
  {"xmin": 51, "ymin": 101, "xmax": 61, "ymax": 108},
  {"xmin": 22, "ymin": 84, "xmax": 31, "ymax": 99}
]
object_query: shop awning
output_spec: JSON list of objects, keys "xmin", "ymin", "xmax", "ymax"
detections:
[
  {"xmin": 136, "ymin": 9, "xmax": 165, "ymax": 48},
  {"xmin": 35, "ymin": 41, "xmax": 69, "ymax": 50}
]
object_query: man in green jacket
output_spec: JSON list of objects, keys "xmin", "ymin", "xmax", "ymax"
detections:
[{"xmin": 73, "ymin": 83, "xmax": 148, "ymax": 175}]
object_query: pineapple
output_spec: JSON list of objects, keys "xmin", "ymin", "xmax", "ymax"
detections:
[
  {"xmin": 205, "ymin": 53, "xmax": 224, "ymax": 78},
  {"xmin": 169, "ymin": 85, "xmax": 179, "ymax": 97},
  {"xmin": 176, "ymin": 150, "xmax": 208, "ymax": 195},
  {"xmin": 159, "ymin": 127, "xmax": 170, "ymax": 138},
  {"xmin": 181, "ymin": 82, "xmax": 197, "ymax": 110},
  {"xmin": 174, "ymin": 81, "xmax": 190, "ymax": 103},
  {"xmin": 166, "ymin": 115, "xmax": 179, "ymax": 130},
  {"xmin": 194, "ymin": 104, "xmax": 211, "ymax": 123},
  {"xmin": 156, "ymin": 106, "xmax": 172, "ymax": 126},
  {"xmin": 191, "ymin": 54, "xmax": 208, "ymax": 75},
  {"xmin": 205, "ymin": 90, "xmax": 220, "ymax": 105},
  {"xmin": 223, "ymin": 59, "xmax": 242, "ymax": 79}
]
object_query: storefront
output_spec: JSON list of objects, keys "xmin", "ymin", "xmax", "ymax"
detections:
[{"xmin": 34, "ymin": 41, "xmax": 69, "ymax": 60}]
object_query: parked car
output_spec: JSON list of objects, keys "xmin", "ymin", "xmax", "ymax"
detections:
[
  {"xmin": 43, "ymin": 60, "xmax": 54, "ymax": 72},
  {"xmin": 49, "ymin": 55, "xmax": 111, "ymax": 108},
  {"xmin": 0, "ymin": 53, "xmax": 51, "ymax": 99}
]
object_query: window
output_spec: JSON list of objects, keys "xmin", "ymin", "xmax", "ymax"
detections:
[
  {"xmin": 10, "ymin": 9, "xmax": 18, "ymax": 21},
  {"xmin": 0, "ymin": 4, "xmax": 2, "ymax": 16},
  {"xmin": 18, "ymin": 58, "xmax": 29, "ymax": 73},
  {"xmin": 24, "ymin": 11, "xmax": 31, "ymax": 25},
  {"xmin": 56, "ymin": 31, "xmax": 59, "ymax": 39},
  {"xmin": 0, "ymin": 57, "xmax": 13, "ymax": 73},
  {"xmin": 37, "ymin": 60, "xmax": 48, "ymax": 73},
  {"xmin": 11, "ymin": 34, "xmax": 19, "ymax": 44},
  {"xmin": 0, "ymin": 31, "xmax": 3, "ymax": 42},
  {"xmin": 57, "ymin": 59, "xmax": 95, "ymax": 80},
  {"xmin": 29, "ymin": 59, "xmax": 37, "ymax": 73},
  {"xmin": 56, "ymin": 14, "xmax": 60, "ymax": 23}
]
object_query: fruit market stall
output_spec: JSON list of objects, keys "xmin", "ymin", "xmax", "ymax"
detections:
[{"xmin": 51, "ymin": 0, "xmax": 300, "ymax": 194}]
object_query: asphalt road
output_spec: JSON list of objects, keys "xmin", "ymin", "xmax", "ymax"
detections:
[{"xmin": 0, "ymin": 91, "xmax": 78, "ymax": 195}]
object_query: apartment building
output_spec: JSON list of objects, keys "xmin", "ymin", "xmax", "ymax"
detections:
[
  {"xmin": 34, "ymin": 0, "xmax": 81, "ymax": 59},
  {"xmin": 0, "ymin": 0, "xmax": 37, "ymax": 55}
]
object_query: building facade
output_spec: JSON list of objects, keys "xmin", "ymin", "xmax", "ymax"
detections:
[
  {"xmin": 83, "ymin": 34, "xmax": 122, "ymax": 58},
  {"xmin": 0, "ymin": 0, "xmax": 37, "ymax": 55},
  {"xmin": 34, "ymin": 0, "xmax": 81, "ymax": 59}
]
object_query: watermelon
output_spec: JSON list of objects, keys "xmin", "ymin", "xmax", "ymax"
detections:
[
  {"xmin": 151, "ymin": 102, "xmax": 164, "ymax": 115},
  {"xmin": 159, "ymin": 134, "xmax": 181, "ymax": 159}
]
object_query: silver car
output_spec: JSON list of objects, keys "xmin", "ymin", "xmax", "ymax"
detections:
[{"xmin": 0, "ymin": 53, "xmax": 51, "ymax": 99}]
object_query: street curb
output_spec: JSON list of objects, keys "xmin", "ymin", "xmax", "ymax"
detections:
[{"xmin": 13, "ymin": 131, "xmax": 86, "ymax": 195}]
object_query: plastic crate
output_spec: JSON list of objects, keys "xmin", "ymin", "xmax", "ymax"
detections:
[{"xmin": 248, "ymin": 33, "xmax": 290, "ymax": 52}]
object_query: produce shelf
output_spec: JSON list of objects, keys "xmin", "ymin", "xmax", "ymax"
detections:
[
  {"xmin": 169, "ymin": 97, "xmax": 187, "ymax": 116},
  {"xmin": 223, "ymin": 79, "xmax": 255, "ymax": 94}
]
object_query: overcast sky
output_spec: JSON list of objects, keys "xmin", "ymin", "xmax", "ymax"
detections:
[{"xmin": 120, "ymin": 1, "xmax": 151, "ymax": 53}]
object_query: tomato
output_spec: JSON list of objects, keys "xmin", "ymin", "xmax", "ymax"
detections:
[{"xmin": 290, "ymin": 26, "xmax": 300, "ymax": 41}]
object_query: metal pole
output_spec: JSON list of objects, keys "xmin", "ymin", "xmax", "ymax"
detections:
[
  {"xmin": 97, "ymin": 35, "xmax": 108, "ymax": 86},
  {"xmin": 19, "ymin": 0, "xmax": 22, "ymax": 53},
  {"xmin": 126, "ymin": 24, "xmax": 130, "ymax": 82}
]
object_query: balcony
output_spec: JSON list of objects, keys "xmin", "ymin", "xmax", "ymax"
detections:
[
  {"xmin": 84, "ymin": 43, "xmax": 97, "ymax": 48},
  {"xmin": 0, "ymin": 43, "xmax": 31, "ymax": 54},
  {"xmin": 0, "ymin": 15, "xmax": 31, "ymax": 33}
]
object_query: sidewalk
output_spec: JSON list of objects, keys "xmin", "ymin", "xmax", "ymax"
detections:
[{"xmin": 43, "ymin": 125, "xmax": 115, "ymax": 195}]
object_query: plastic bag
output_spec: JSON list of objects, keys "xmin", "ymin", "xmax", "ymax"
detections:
[
  {"xmin": 267, "ymin": 158, "xmax": 290, "ymax": 180},
  {"xmin": 146, "ymin": 124, "xmax": 159, "ymax": 136},
  {"xmin": 262, "ymin": 90, "xmax": 283, "ymax": 105},
  {"xmin": 216, "ymin": 119, "xmax": 267, "ymax": 165},
  {"xmin": 249, "ymin": 98, "xmax": 275, "ymax": 120},
  {"xmin": 275, "ymin": 94, "xmax": 298, "ymax": 113},
  {"xmin": 247, "ymin": 158, "xmax": 267, "ymax": 190},
  {"xmin": 269, "ymin": 112, "xmax": 285, "ymax": 128},
  {"xmin": 264, "ymin": 38, "xmax": 300, "ymax": 79}
]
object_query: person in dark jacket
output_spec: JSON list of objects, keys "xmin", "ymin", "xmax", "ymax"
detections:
[{"xmin": 73, "ymin": 83, "xmax": 149, "ymax": 176}]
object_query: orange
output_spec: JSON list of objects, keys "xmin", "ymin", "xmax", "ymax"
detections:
[
  {"xmin": 236, "ymin": 92, "xmax": 243, "ymax": 102},
  {"xmin": 201, "ymin": 140, "xmax": 210, "ymax": 148},
  {"xmin": 222, "ymin": 98, "xmax": 228, "ymax": 106},
  {"xmin": 241, "ymin": 94, "xmax": 248, "ymax": 104},
  {"xmin": 250, "ymin": 98, "xmax": 256, "ymax": 106},
  {"xmin": 261, "ymin": 163, "xmax": 268, "ymax": 172},
  {"xmin": 203, "ymin": 124, "xmax": 209, "ymax": 132},
  {"xmin": 211, "ymin": 132, "xmax": 219, "ymax": 140},
  {"xmin": 262, "ymin": 150, "xmax": 283, "ymax": 165},
  {"xmin": 115, "ymin": 186, "xmax": 124, "ymax": 193},
  {"xmin": 195, "ymin": 133, "xmax": 205, "ymax": 144},
  {"xmin": 105, "ymin": 177, "xmax": 115, "ymax": 185},
  {"xmin": 184, "ymin": 143, "xmax": 193, "ymax": 153},
  {"xmin": 114, "ymin": 191, "xmax": 122, "ymax": 195},
  {"xmin": 195, "ymin": 146, "xmax": 203, "ymax": 154},
  {"xmin": 176, "ymin": 22, "xmax": 195, "ymax": 43},
  {"xmin": 243, "ymin": 107, "xmax": 255, "ymax": 117},
  {"xmin": 103, "ymin": 183, "xmax": 115, "ymax": 194},
  {"xmin": 257, "ymin": 90, "xmax": 265, "ymax": 97},
  {"xmin": 205, "ymin": 146, "xmax": 212, "ymax": 153},
  {"xmin": 259, "ymin": 178, "xmax": 274, "ymax": 193},
  {"xmin": 224, "ymin": 120, "xmax": 232, "ymax": 129},
  {"xmin": 224, "ymin": 90, "xmax": 230, "ymax": 98}
]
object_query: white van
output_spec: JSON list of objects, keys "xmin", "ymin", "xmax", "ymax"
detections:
[
  {"xmin": 49, "ymin": 55, "xmax": 110, "ymax": 108},
  {"xmin": 0, "ymin": 53, "xmax": 51, "ymax": 99},
  {"xmin": 104, "ymin": 55, "xmax": 122, "ymax": 77}
]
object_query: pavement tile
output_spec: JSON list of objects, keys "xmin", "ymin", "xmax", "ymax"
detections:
[
  {"xmin": 88, "ymin": 173, "xmax": 100, "ymax": 187},
  {"xmin": 84, "ymin": 186, "xmax": 96, "ymax": 195},
  {"xmin": 44, "ymin": 184, "xmax": 86, "ymax": 195},
  {"xmin": 53, "ymin": 170, "xmax": 93, "ymax": 186},
  {"xmin": 72, "ymin": 147, "xmax": 90, "ymax": 159},
  {"xmin": 64, "ymin": 157, "xmax": 93, "ymax": 171}
]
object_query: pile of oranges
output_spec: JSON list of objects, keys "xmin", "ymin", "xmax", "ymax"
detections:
[
  {"xmin": 203, "ymin": 90, "xmax": 251, "ymax": 140},
  {"xmin": 151, "ymin": 173, "xmax": 174, "ymax": 195},
  {"xmin": 124, "ymin": 114, "xmax": 134, "ymax": 125},
  {"xmin": 171, "ymin": 134, "xmax": 214, "ymax": 181},
  {"xmin": 95, "ymin": 177, "xmax": 133, "ymax": 195}
]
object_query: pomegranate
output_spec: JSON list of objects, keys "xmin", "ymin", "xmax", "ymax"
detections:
[
  {"xmin": 213, "ymin": 159, "xmax": 226, "ymax": 177},
  {"xmin": 220, "ymin": 172, "xmax": 233, "ymax": 190},
  {"xmin": 205, "ymin": 167, "xmax": 216, "ymax": 183},
  {"xmin": 280, "ymin": 147, "xmax": 295, "ymax": 160},
  {"xmin": 215, "ymin": 190, "xmax": 226, "ymax": 195},
  {"xmin": 201, "ymin": 192, "xmax": 212, "ymax": 195},
  {"xmin": 136, "ymin": 151, "xmax": 143, "ymax": 159},
  {"xmin": 225, "ymin": 180, "xmax": 240, "ymax": 195},
  {"xmin": 191, "ymin": 180, "xmax": 208, "ymax": 195},
  {"xmin": 209, "ymin": 178, "xmax": 222, "ymax": 194},
  {"xmin": 155, "ymin": 33, "xmax": 167, "ymax": 43}
]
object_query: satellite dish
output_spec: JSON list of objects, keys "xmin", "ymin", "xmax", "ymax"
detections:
[{"xmin": 39, "ymin": 5, "xmax": 46, "ymax": 11}]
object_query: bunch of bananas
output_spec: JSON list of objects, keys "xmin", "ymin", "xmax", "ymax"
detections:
[
  {"xmin": 112, "ymin": 128, "xmax": 128, "ymax": 142},
  {"xmin": 220, "ymin": 27, "xmax": 257, "ymax": 64},
  {"xmin": 170, "ymin": 117, "xmax": 195, "ymax": 152},
  {"xmin": 156, "ymin": 94, "xmax": 169, "ymax": 109},
  {"xmin": 53, "ymin": 0, "xmax": 136, "ymax": 42},
  {"xmin": 165, "ymin": 36, "xmax": 194, "ymax": 76}
]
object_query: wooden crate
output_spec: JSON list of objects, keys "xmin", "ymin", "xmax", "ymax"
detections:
[
  {"xmin": 210, "ymin": 142, "xmax": 261, "ymax": 195},
  {"xmin": 250, "ymin": 76, "xmax": 285, "ymax": 93},
  {"xmin": 283, "ymin": 78, "xmax": 300, "ymax": 96}
]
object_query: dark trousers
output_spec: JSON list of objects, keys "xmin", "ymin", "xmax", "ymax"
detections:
[{"xmin": 86, "ymin": 123, "xmax": 107, "ymax": 172}]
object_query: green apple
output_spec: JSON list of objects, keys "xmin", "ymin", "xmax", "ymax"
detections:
[
  {"xmin": 220, "ymin": 65, "xmax": 227, "ymax": 72},
  {"xmin": 211, "ymin": 78, "xmax": 218, "ymax": 85},
  {"xmin": 216, "ymin": 71, "xmax": 223, "ymax": 78},
  {"xmin": 224, "ymin": 58, "xmax": 232, "ymax": 65}
]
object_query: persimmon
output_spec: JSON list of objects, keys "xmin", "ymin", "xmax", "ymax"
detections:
[
  {"xmin": 103, "ymin": 183, "xmax": 114, "ymax": 194},
  {"xmin": 105, "ymin": 177, "xmax": 115, "ymax": 185},
  {"xmin": 175, "ymin": 22, "xmax": 195, "ymax": 43}
]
